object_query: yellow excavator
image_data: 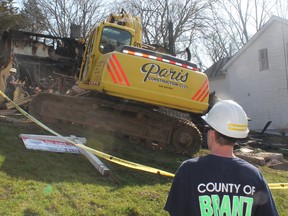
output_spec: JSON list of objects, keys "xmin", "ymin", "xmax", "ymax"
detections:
[{"xmin": 29, "ymin": 10, "xmax": 213, "ymax": 155}]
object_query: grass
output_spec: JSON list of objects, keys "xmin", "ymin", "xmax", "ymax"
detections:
[{"xmin": 0, "ymin": 120, "xmax": 287, "ymax": 215}]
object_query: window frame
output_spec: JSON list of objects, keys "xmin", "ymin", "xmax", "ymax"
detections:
[{"xmin": 259, "ymin": 48, "xmax": 269, "ymax": 71}]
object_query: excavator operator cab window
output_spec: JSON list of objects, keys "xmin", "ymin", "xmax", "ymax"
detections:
[{"xmin": 99, "ymin": 26, "xmax": 132, "ymax": 54}]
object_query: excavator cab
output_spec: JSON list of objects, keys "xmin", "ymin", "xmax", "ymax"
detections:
[
  {"xmin": 99, "ymin": 27, "xmax": 132, "ymax": 54},
  {"xmin": 79, "ymin": 11, "xmax": 142, "ymax": 83}
]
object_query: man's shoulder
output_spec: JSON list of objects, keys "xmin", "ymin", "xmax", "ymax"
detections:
[
  {"xmin": 181, "ymin": 155, "xmax": 211, "ymax": 168},
  {"xmin": 183, "ymin": 155, "xmax": 260, "ymax": 170}
]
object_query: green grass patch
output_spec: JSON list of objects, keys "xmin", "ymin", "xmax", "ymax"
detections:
[{"xmin": 0, "ymin": 121, "xmax": 287, "ymax": 215}]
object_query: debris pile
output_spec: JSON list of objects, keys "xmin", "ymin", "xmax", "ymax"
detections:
[
  {"xmin": 235, "ymin": 137, "xmax": 288, "ymax": 170},
  {"xmin": 0, "ymin": 30, "xmax": 84, "ymax": 109}
]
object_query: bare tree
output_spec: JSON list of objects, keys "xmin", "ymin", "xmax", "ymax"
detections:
[
  {"xmin": 19, "ymin": 0, "xmax": 46, "ymax": 33},
  {"xmin": 195, "ymin": 0, "xmax": 278, "ymax": 67},
  {"xmin": 0, "ymin": 0, "xmax": 21, "ymax": 33},
  {"xmin": 274, "ymin": 0, "xmax": 288, "ymax": 19},
  {"xmin": 17, "ymin": 0, "xmax": 288, "ymax": 69},
  {"xmin": 116, "ymin": 0, "xmax": 210, "ymax": 60},
  {"xmin": 20, "ymin": 0, "xmax": 108, "ymax": 38}
]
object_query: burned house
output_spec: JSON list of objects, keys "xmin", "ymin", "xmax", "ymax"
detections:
[{"xmin": 0, "ymin": 30, "xmax": 84, "ymax": 102}]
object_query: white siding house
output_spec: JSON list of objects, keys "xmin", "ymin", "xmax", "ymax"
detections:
[{"xmin": 208, "ymin": 16, "xmax": 288, "ymax": 133}]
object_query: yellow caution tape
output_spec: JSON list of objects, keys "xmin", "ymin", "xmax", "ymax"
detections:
[
  {"xmin": 267, "ymin": 183, "xmax": 288, "ymax": 189},
  {"xmin": 0, "ymin": 90, "xmax": 174, "ymax": 177},
  {"xmin": 0, "ymin": 90, "xmax": 287, "ymax": 187}
]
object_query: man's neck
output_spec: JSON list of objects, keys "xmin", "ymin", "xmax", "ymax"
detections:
[{"xmin": 210, "ymin": 144, "xmax": 235, "ymax": 158}]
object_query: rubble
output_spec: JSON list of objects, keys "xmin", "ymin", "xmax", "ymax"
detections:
[
  {"xmin": 268, "ymin": 161, "xmax": 288, "ymax": 171},
  {"xmin": 234, "ymin": 135, "xmax": 288, "ymax": 170},
  {"xmin": 235, "ymin": 149, "xmax": 283, "ymax": 166},
  {"xmin": 0, "ymin": 30, "xmax": 84, "ymax": 109}
]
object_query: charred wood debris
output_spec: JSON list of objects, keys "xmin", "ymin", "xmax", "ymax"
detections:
[{"xmin": 0, "ymin": 30, "xmax": 85, "ymax": 101}]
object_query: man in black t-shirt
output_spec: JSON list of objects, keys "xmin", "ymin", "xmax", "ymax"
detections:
[{"xmin": 164, "ymin": 100, "xmax": 279, "ymax": 216}]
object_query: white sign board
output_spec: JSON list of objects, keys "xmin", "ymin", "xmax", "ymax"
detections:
[
  {"xmin": 20, "ymin": 134, "xmax": 86, "ymax": 154},
  {"xmin": 19, "ymin": 134, "xmax": 110, "ymax": 176}
]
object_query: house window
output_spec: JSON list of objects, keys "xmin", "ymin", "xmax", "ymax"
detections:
[{"xmin": 259, "ymin": 48, "xmax": 269, "ymax": 71}]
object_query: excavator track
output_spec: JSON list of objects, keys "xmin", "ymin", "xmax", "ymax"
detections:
[{"xmin": 29, "ymin": 93, "xmax": 203, "ymax": 155}]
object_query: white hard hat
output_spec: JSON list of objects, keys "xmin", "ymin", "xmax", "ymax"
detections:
[
  {"xmin": 10, "ymin": 68, "xmax": 17, "ymax": 73},
  {"xmin": 201, "ymin": 100, "xmax": 249, "ymax": 138}
]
